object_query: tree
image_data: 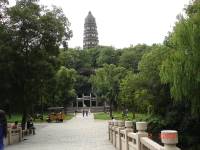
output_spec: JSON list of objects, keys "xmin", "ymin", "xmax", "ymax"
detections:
[
  {"xmin": 86, "ymin": 47, "xmax": 100, "ymax": 68},
  {"xmin": 2, "ymin": 0, "xmax": 72, "ymax": 128},
  {"xmin": 119, "ymin": 72, "xmax": 151, "ymax": 117},
  {"xmin": 90, "ymin": 64, "xmax": 127, "ymax": 117},
  {"xmin": 160, "ymin": 0, "xmax": 200, "ymax": 115},
  {"xmin": 119, "ymin": 44, "xmax": 150, "ymax": 72},
  {"xmin": 55, "ymin": 66, "xmax": 77, "ymax": 106},
  {"xmin": 59, "ymin": 48, "xmax": 81, "ymax": 70},
  {"xmin": 97, "ymin": 46, "xmax": 119, "ymax": 66},
  {"xmin": 138, "ymin": 45, "xmax": 171, "ymax": 115}
]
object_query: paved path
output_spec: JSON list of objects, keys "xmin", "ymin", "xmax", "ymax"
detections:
[{"xmin": 5, "ymin": 113, "xmax": 115, "ymax": 150}]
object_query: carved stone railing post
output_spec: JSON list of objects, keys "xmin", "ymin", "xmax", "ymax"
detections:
[
  {"xmin": 19, "ymin": 127, "xmax": 23, "ymax": 141},
  {"xmin": 108, "ymin": 120, "xmax": 114, "ymax": 141},
  {"xmin": 124, "ymin": 121, "xmax": 134, "ymax": 150},
  {"xmin": 112, "ymin": 120, "xmax": 118, "ymax": 146},
  {"xmin": 136, "ymin": 122, "xmax": 148, "ymax": 150},
  {"xmin": 161, "ymin": 130, "xmax": 180, "ymax": 150},
  {"xmin": 116, "ymin": 120, "xmax": 125, "ymax": 149},
  {"xmin": 7, "ymin": 128, "xmax": 12, "ymax": 145}
]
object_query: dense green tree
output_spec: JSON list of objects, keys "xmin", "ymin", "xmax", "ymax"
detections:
[
  {"xmin": 86, "ymin": 48, "xmax": 100, "ymax": 68},
  {"xmin": 75, "ymin": 75, "xmax": 91, "ymax": 95},
  {"xmin": 91, "ymin": 64, "xmax": 127, "ymax": 117},
  {"xmin": 55, "ymin": 66, "xmax": 77, "ymax": 106},
  {"xmin": 97, "ymin": 46, "xmax": 119, "ymax": 66},
  {"xmin": 138, "ymin": 45, "xmax": 171, "ymax": 115},
  {"xmin": 0, "ymin": 0, "xmax": 72, "ymax": 128},
  {"xmin": 160, "ymin": 0, "xmax": 200, "ymax": 115},
  {"xmin": 119, "ymin": 44, "xmax": 150, "ymax": 72},
  {"xmin": 119, "ymin": 72, "xmax": 151, "ymax": 117},
  {"xmin": 59, "ymin": 49, "xmax": 81, "ymax": 69},
  {"xmin": 0, "ymin": 0, "xmax": 15, "ymax": 116}
]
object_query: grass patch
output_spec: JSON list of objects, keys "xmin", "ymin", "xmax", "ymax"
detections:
[
  {"xmin": 94, "ymin": 112, "xmax": 147, "ymax": 121},
  {"xmin": 65, "ymin": 113, "xmax": 74, "ymax": 120},
  {"xmin": 7, "ymin": 114, "xmax": 22, "ymax": 123},
  {"xmin": 94, "ymin": 112, "xmax": 111, "ymax": 120}
]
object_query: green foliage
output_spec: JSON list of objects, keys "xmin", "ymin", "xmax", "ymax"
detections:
[
  {"xmin": 119, "ymin": 44, "xmax": 150, "ymax": 72},
  {"xmin": 91, "ymin": 64, "xmax": 127, "ymax": 116},
  {"xmin": 160, "ymin": 0, "xmax": 200, "ymax": 115},
  {"xmin": 119, "ymin": 72, "xmax": 153, "ymax": 113},
  {"xmin": 141, "ymin": 115, "xmax": 167, "ymax": 135},
  {"xmin": 91, "ymin": 64, "xmax": 126, "ymax": 98},
  {"xmin": 94, "ymin": 112, "xmax": 146, "ymax": 121},
  {"xmin": 138, "ymin": 45, "xmax": 172, "ymax": 115},
  {"xmin": 0, "ymin": 0, "xmax": 72, "ymax": 128},
  {"xmin": 86, "ymin": 47, "xmax": 100, "ymax": 68},
  {"xmin": 75, "ymin": 75, "xmax": 91, "ymax": 95},
  {"xmin": 59, "ymin": 49, "xmax": 81, "ymax": 69},
  {"xmin": 55, "ymin": 66, "xmax": 77, "ymax": 106},
  {"xmin": 97, "ymin": 46, "xmax": 119, "ymax": 66},
  {"xmin": 6, "ymin": 114, "xmax": 22, "ymax": 123}
]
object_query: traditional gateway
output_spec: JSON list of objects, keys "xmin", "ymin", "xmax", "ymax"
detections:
[{"xmin": 66, "ymin": 94, "xmax": 110, "ymax": 113}]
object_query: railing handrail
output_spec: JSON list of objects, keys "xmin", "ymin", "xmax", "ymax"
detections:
[
  {"xmin": 127, "ymin": 132, "xmax": 137, "ymax": 139},
  {"xmin": 120, "ymin": 130, "xmax": 125, "ymax": 135},
  {"xmin": 140, "ymin": 137, "xmax": 163, "ymax": 150},
  {"xmin": 108, "ymin": 120, "xmax": 181, "ymax": 150}
]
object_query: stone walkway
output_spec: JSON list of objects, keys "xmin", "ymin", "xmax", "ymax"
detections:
[{"xmin": 5, "ymin": 113, "xmax": 115, "ymax": 150}]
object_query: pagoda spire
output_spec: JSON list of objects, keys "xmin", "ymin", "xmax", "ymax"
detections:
[{"xmin": 83, "ymin": 11, "xmax": 99, "ymax": 49}]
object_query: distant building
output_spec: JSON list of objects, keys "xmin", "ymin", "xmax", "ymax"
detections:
[{"xmin": 83, "ymin": 11, "xmax": 99, "ymax": 49}]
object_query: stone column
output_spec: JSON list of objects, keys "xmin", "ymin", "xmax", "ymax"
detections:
[
  {"xmin": 124, "ymin": 121, "xmax": 134, "ymax": 150},
  {"xmin": 108, "ymin": 120, "xmax": 113, "ymax": 141},
  {"xmin": 8, "ymin": 128, "xmax": 12, "ymax": 145},
  {"xmin": 116, "ymin": 120, "xmax": 125, "ymax": 149},
  {"xmin": 112, "ymin": 120, "xmax": 118, "ymax": 146},
  {"xmin": 136, "ymin": 122, "xmax": 148, "ymax": 150},
  {"xmin": 161, "ymin": 130, "xmax": 180, "ymax": 150},
  {"xmin": 109, "ymin": 121, "xmax": 114, "ymax": 143},
  {"xmin": 19, "ymin": 127, "xmax": 22, "ymax": 141}
]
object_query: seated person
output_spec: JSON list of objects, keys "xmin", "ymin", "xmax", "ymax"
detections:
[
  {"xmin": 12, "ymin": 121, "xmax": 18, "ymax": 129},
  {"xmin": 27, "ymin": 117, "xmax": 35, "ymax": 135}
]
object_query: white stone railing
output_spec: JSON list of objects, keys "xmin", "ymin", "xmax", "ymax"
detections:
[
  {"xmin": 4, "ymin": 127, "xmax": 22, "ymax": 146},
  {"xmin": 108, "ymin": 121, "xmax": 180, "ymax": 150}
]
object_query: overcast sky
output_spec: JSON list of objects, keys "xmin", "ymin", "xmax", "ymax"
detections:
[{"xmin": 9, "ymin": 0, "xmax": 191, "ymax": 48}]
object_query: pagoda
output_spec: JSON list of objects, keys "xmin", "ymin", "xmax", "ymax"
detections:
[{"xmin": 83, "ymin": 11, "xmax": 99, "ymax": 49}]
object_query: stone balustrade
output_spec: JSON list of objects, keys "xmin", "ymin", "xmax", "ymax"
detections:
[
  {"xmin": 4, "ymin": 127, "xmax": 22, "ymax": 146},
  {"xmin": 108, "ymin": 121, "xmax": 181, "ymax": 150}
]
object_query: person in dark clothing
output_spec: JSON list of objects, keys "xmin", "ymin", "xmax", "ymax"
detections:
[
  {"xmin": 85, "ymin": 110, "xmax": 88, "ymax": 117},
  {"xmin": 82, "ymin": 109, "xmax": 85, "ymax": 117},
  {"xmin": 0, "ymin": 110, "xmax": 7, "ymax": 150},
  {"xmin": 27, "ymin": 117, "xmax": 35, "ymax": 135}
]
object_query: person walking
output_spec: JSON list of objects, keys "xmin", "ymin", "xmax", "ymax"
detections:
[
  {"xmin": 82, "ymin": 109, "xmax": 85, "ymax": 117},
  {"xmin": 0, "ymin": 110, "xmax": 7, "ymax": 150},
  {"xmin": 85, "ymin": 109, "xmax": 88, "ymax": 117}
]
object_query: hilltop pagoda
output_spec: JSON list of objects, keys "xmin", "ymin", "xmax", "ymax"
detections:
[{"xmin": 83, "ymin": 11, "xmax": 99, "ymax": 49}]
